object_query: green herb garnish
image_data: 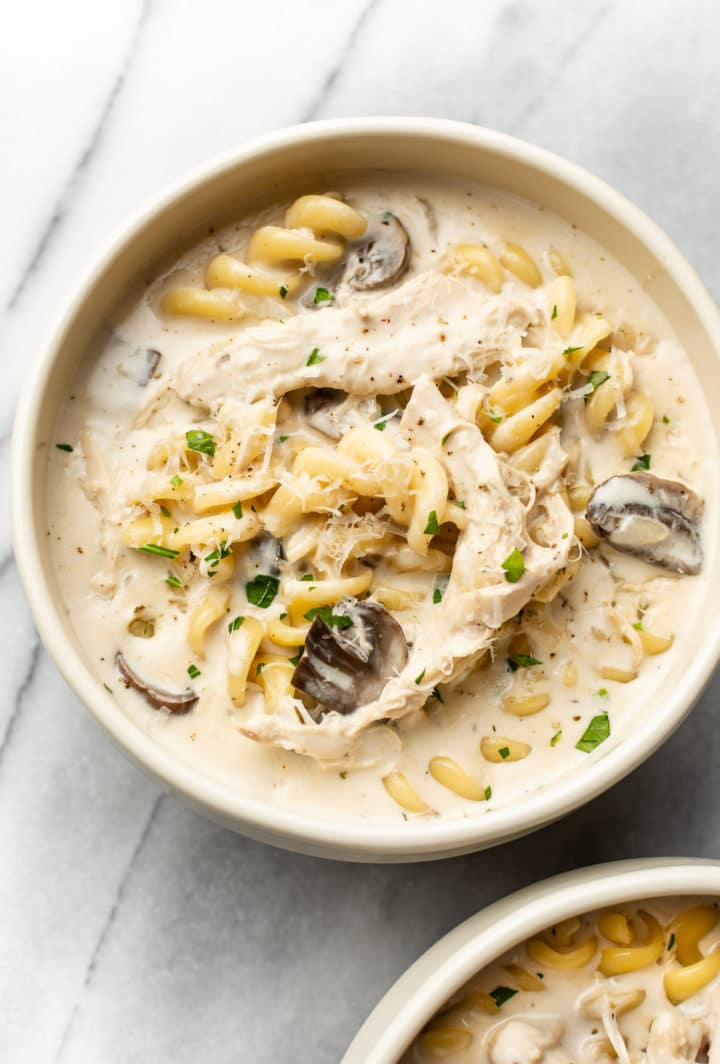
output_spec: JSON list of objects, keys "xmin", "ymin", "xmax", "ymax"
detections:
[
  {"xmin": 306, "ymin": 347, "xmax": 325, "ymax": 366},
  {"xmin": 550, "ymin": 730, "xmax": 562, "ymax": 747},
  {"xmin": 232, "ymin": 501, "xmax": 243, "ymax": 520},
  {"xmin": 313, "ymin": 287, "xmax": 334, "ymax": 305},
  {"xmin": 279, "ymin": 284, "xmax": 288, "ymax": 299},
  {"xmin": 256, "ymin": 662, "xmax": 265, "ymax": 675},
  {"xmin": 441, "ymin": 431, "xmax": 451, "ymax": 446},
  {"xmin": 563, "ymin": 345, "xmax": 583, "ymax": 357},
  {"xmin": 278, "ymin": 435, "xmax": 289, "ymax": 443},
  {"xmin": 501, "ymin": 548, "xmax": 525, "ymax": 583},
  {"xmin": 304, "ymin": 605, "xmax": 353, "ymax": 629},
  {"xmin": 454, "ymin": 500, "xmax": 466, "ymax": 509},
  {"xmin": 288, "ymin": 651, "xmax": 303, "ymax": 666},
  {"xmin": 662, "ymin": 415, "xmax": 670, "ymax": 424},
  {"xmin": 165, "ymin": 573, "xmax": 183, "ymax": 589},
  {"xmin": 631, "ymin": 453, "xmax": 651, "ymax": 471},
  {"xmin": 160, "ymin": 505, "xmax": 171, "ymax": 518},
  {"xmin": 245, "ymin": 574, "xmax": 280, "ymax": 608},
  {"xmin": 103, "ymin": 683, "xmax": 113, "ymax": 694},
  {"xmin": 498, "ymin": 746, "xmax": 510, "ymax": 759},
  {"xmin": 300, "ymin": 574, "xmax": 314, "ymax": 582},
  {"xmin": 551, "ymin": 304, "xmax": 558, "ymax": 320},
  {"xmin": 489, "ymin": 987, "xmax": 517, "ymax": 1009},
  {"xmin": 576, "ymin": 711, "xmax": 610, "ymax": 753},
  {"xmin": 586, "ymin": 370, "xmax": 610, "ymax": 399},
  {"xmin": 484, "ymin": 408, "xmax": 504, "ymax": 423},
  {"xmin": 228, "ymin": 616, "xmax": 245, "ymax": 633},
  {"xmin": 432, "ymin": 587, "xmax": 443, "ymax": 604},
  {"xmin": 415, "ymin": 669, "xmax": 426, "ymax": 685},
  {"xmin": 187, "ymin": 663, "xmax": 201, "ymax": 679},
  {"xmin": 185, "ymin": 429, "xmax": 216, "ymax": 457},
  {"xmin": 56, "ymin": 443, "xmax": 73, "ymax": 452},
  {"xmin": 171, "ymin": 474, "xmax": 183, "ymax": 489},
  {"xmin": 485, "ymin": 785, "xmax": 492, "ymax": 800},
  {"xmin": 423, "ymin": 510, "xmax": 441, "ymax": 536},
  {"xmin": 138, "ymin": 543, "xmax": 180, "ymax": 559},
  {"xmin": 508, "ymin": 653, "xmax": 542, "ymax": 672},
  {"xmin": 373, "ymin": 419, "xmax": 387, "ymax": 431},
  {"xmin": 431, "ymin": 686, "xmax": 444, "ymax": 703},
  {"xmin": 668, "ymin": 932, "xmax": 676, "ymax": 951}
]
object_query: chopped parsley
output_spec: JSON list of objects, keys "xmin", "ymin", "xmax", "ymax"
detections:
[
  {"xmin": 138, "ymin": 543, "xmax": 179, "ymax": 559},
  {"xmin": 187, "ymin": 663, "xmax": 201, "ymax": 679},
  {"xmin": 165, "ymin": 573, "xmax": 183, "ymax": 589},
  {"xmin": 508, "ymin": 652, "xmax": 543, "ymax": 671},
  {"xmin": 373, "ymin": 419, "xmax": 387, "ymax": 431},
  {"xmin": 304, "ymin": 605, "xmax": 353, "ymax": 629},
  {"xmin": 278, "ymin": 435, "xmax": 289, "ymax": 443},
  {"xmin": 576, "ymin": 711, "xmax": 610, "ymax": 753},
  {"xmin": 432, "ymin": 587, "xmax": 443, "ymax": 604},
  {"xmin": 171, "ymin": 474, "xmax": 183, "ymax": 489},
  {"xmin": 668, "ymin": 932, "xmax": 676, "ymax": 951},
  {"xmin": 632, "ymin": 620, "xmax": 644, "ymax": 630},
  {"xmin": 300, "ymin": 573, "xmax": 315, "ymax": 582},
  {"xmin": 313, "ymin": 287, "xmax": 334, "ymax": 304},
  {"xmin": 288, "ymin": 650, "xmax": 303, "ymax": 666},
  {"xmin": 432, "ymin": 576, "xmax": 448, "ymax": 605},
  {"xmin": 501, "ymin": 548, "xmax": 525, "ymax": 583},
  {"xmin": 441, "ymin": 431, "xmax": 451, "ymax": 446},
  {"xmin": 232, "ymin": 501, "xmax": 243, "ymax": 520},
  {"xmin": 551, "ymin": 304, "xmax": 558, "ymax": 320},
  {"xmin": 498, "ymin": 746, "xmax": 510, "ymax": 759},
  {"xmin": 550, "ymin": 730, "xmax": 562, "ymax": 747},
  {"xmin": 484, "ymin": 408, "xmax": 504, "ymax": 423},
  {"xmin": 454, "ymin": 500, "xmax": 466, "ymax": 509},
  {"xmin": 586, "ymin": 369, "xmax": 610, "ymax": 400},
  {"xmin": 631, "ymin": 453, "xmax": 651, "ymax": 471},
  {"xmin": 279, "ymin": 284, "xmax": 288, "ymax": 299},
  {"xmin": 423, "ymin": 510, "xmax": 441, "ymax": 536},
  {"xmin": 415, "ymin": 669, "xmax": 426, "ymax": 685},
  {"xmin": 306, "ymin": 347, "xmax": 325, "ymax": 366},
  {"xmin": 597, "ymin": 688, "xmax": 609, "ymax": 700},
  {"xmin": 245, "ymin": 574, "xmax": 280, "ymax": 608},
  {"xmin": 103, "ymin": 683, "xmax": 113, "ymax": 694},
  {"xmin": 185, "ymin": 429, "xmax": 216, "ymax": 456},
  {"xmin": 228, "ymin": 616, "xmax": 245, "ymax": 633},
  {"xmin": 56, "ymin": 442, "xmax": 73, "ymax": 452},
  {"xmin": 256, "ymin": 662, "xmax": 265, "ymax": 675},
  {"xmin": 484, "ymin": 785, "xmax": 492, "ymax": 800},
  {"xmin": 563, "ymin": 345, "xmax": 583, "ymax": 357},
  {"xmin": 489, "ymin": 987, "xmax": 517, "ymax": 1009},
  {"xmin": 662, "ymin": 415, "xmax": 670, "ymax": 424},
  {"xmin": 160, "ymin": 505, "xmax": 171, "ymax": 518},
  {"xmin": 204, "ymin": 540, "xmax": 231, "ymax": 567},
  {"xmin": 431, "ymin": 686, "xmax": 444, "ymax": 703}
]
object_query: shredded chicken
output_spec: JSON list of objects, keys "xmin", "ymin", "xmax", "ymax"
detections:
[
  {"xmin": 240, "ymin": 377, "xmax": 573, "ymax": 763},
  {"xmin": 172, "ymin": 270, "xmax": 542, "ymax": 410}
]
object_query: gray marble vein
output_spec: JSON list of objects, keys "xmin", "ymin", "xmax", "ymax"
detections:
[{"xmin": 4, "ymin": 2, "xmax": 720, "ymax": 1061}]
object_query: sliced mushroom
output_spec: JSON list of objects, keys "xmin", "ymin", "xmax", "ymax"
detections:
[
  {"xmin": 115, "ymin": 651, "xmax": 197, "ymax": 714},
  {"xmin": 303, "ymin": 389, "xmax": 381, "ymax": 440},
  {"xmin": 119, "ymin": 346, "xmax": 162, "ymax": 385},
  {"xmin": 343, "ymin": 212, "xmax": 410, "ymax": 290},
  {"xmin": 586, "ymin": 472, "xmax": 703, "ymax": 574},
  {"xmin": 291, "ymin": 597, "xmax": 408, "ymax": 715},
  {"xmin": 243, "ymin": 531, "xmax": 285, "ymax": 577}
]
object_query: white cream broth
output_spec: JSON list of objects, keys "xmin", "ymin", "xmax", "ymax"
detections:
[
  {"xmin": 403, "ymin": 896, "xmax": 720, "ymax": 1062},
  {"xmin": 47, "ymin": 173, "xmax": 716, "ymax": 824}
]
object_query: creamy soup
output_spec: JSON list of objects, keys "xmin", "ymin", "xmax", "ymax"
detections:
[
  {"xmin": 403, "ymin": 896, "xmax": 720, "ymax": 1062},
  {"xmin": 47, "ymin": 174, "xmax": 716, "ymax": 823}
]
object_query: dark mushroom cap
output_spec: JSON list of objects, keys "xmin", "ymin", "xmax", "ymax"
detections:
[
  {"xmin": 586, "ymin": 472, "xmax": 703, "ymax": 574},
  {"xmin": 115, "ymin": 651, "xmax": 198, "ymax": 714},
  {"xmin": 292, "ymin": 597, "xmax": 408, "ymax": 715},
  {"xmin": 344, "ymin": 213, "xmax": 411, "ymax": 291}
]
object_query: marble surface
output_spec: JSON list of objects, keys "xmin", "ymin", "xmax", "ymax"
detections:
[{"xmin": 3, "ymin": 1, "xmax": 720, "ymax": 1060}]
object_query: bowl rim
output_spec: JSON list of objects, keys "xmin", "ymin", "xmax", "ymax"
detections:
[
  {"xmin": 341, "ymin": 857, "xmax": 720, "ymax": 1062},
  {"xmin": 12, "ymin": 117, "xmax": 720, "ymax": 860}
]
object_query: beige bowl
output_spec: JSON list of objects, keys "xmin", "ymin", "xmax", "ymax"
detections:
[
  {"xmin": 342, "ymin": 859, "xmax": 720, "ymax": 1062},
  {"xmin": 12, "ymin": 119, "xmax": 720, "ymax": 861}
]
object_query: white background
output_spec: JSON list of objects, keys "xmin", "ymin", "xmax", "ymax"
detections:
[{"xmin": 2, "ymin": 2, "xmax": 719, "ymax": 1060}]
